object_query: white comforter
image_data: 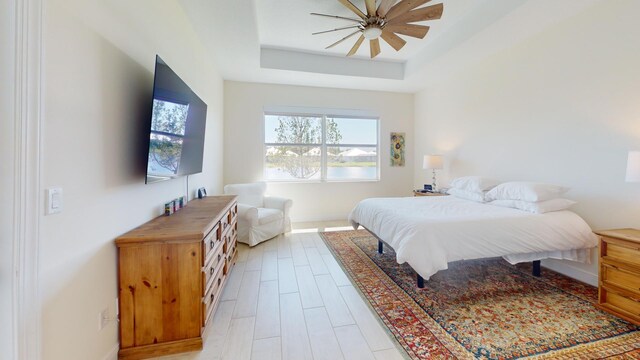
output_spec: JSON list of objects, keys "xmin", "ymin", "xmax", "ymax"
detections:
[{"xmin": 348, "ymin": 196, "xmax": 598, "ymax": 280}]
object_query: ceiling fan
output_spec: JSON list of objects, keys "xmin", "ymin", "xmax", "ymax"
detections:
[{"xmin": 312, "ymin": 0, "xmax": 444, "ymax": 59}]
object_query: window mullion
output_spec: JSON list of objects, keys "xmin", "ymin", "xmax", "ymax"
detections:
[{"xmin": 321, "ymin": 116, "xmax": 327, "ymax": 181}]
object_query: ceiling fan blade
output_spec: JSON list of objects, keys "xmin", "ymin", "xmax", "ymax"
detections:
[
  {"xmin": 347, "ymin": 35, "xmax": 365, "ymax": 56},
  {"xmin": 384, "ymin": 24, "xmax": 429, "ymax": 38},
  {"xmin": 385, "ymin": 0, "xmax": 431, "ymax": 21},
  {"xmin": 380, "ymin": 30, "xmax": 406, "ymax": 51},
  {"xmin": 377, "ymin": 0, "xmax": 397, "ymax": 17},
  {"xmin": 313, "ymin": 25, "xmax": 361, "ymax": 36},
  {"xmin": 365, "ymin": 0, "xmax": 377, "ymax": 16},
  {"xmin": 326, "ymin": 30, "xmax": 362, "ymax": 49},
  {"xmin": 337, "ymin": 0, "xmax": 366, "ymax": 20},
  {"xmin": 387, "ymin": 3, "xmax": 443, "ymax": 25},
  {"xmin": 370, "ymin": 38, "xmax": 381, "ymax": 58},
  {"xmin": 310, "ymin": 13, "xmax": 362, "ymax": 23}
]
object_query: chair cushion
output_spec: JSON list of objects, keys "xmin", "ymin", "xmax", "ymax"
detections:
[
  {"xmin": 257, "ymin": 208, "xmax": 283, "ymax": 225},
  {"xmin": 224, "ymin": 182, "xmax": 267, "ymax": 208}
]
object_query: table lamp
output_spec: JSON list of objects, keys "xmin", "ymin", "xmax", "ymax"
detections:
[
  {"xmin": 423, "ymin": 155, "xmax": 443, "ymax": 191},
  {"xmin": 626, "ymin": 151, "xmax": 640, "ymax": 182}
]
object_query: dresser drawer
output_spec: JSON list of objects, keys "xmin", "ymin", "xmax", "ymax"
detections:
[
  {"xmin": 602, "ymin": 262, "xmax": 640, "ymax": 295},
  {"xmin": 220, "ymin": 210, "xmax": 231, "ymax": 234},
  {"xmin": 600, "ymin": 286, "xmax": 640, "ymax": 320},
  {"xmin": 202, "ymin": 223, "xmax": 221, "ymax": 264},
  {"xmin": 230, "ymin": 204, "xmax": 238, "ymax": 224},
  {"xmin": 202, "ymin": 265, "xmax": 225, "ymax": 326},
  {"xmin": 230, "ymin": 221, "xmax": 237, "ymax": 243},
  {"xmin": 203, "ymin": 243, "xmax": 225, "ymax": 291},
  {"xmin": 225, "ymin": 241, "xmax": 237, "ymax": 275},
  {"xmin": 603, "ymin": 238, "xmax": 640, "ymax": 267}
]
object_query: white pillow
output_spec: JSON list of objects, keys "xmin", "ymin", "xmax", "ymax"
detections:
[
  {"xmin": 485, "ymin": 181, "xmax": 569, "ymax": 202},
  {"xmin": 447, "ymin": 188, "xmax": 486, "ymax": 202},
  {"xmin": 450, "ymin": 176, "xmax": 501, "ymax": 192},
  {"xmin": 489, "ymin": 198, "xmax": 577, "ymax": 214}
]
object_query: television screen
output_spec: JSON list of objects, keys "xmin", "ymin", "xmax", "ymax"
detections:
[{"xmin": 145, "ymin": 56, "xmax": 207, "ymax": 184}]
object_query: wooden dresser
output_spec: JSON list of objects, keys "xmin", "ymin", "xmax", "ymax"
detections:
[
  {"xmin": 595, "ymin": 228, "xmax": 640, "ymax": 325},
  {"xmin": 115, "ymin": 196, "xmax": 238, "ymax": 359}
]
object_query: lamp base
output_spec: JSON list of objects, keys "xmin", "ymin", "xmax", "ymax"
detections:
[{"xmin": 431, "ymin": 170, "xmax": 437, "ymax": 192}]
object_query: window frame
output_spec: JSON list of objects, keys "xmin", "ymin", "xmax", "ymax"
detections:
[{"xmin": 263, "ymin": 111, "xmax": 380, "ymax": 183}]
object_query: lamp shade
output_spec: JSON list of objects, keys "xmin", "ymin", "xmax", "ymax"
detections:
[
  {"xmin": 423, "ymin": 155, "xmax": 443, "ymax": 170},
  {"xmin": 626, "ymin": 151, "xmax": 640, "ymax": 182}
]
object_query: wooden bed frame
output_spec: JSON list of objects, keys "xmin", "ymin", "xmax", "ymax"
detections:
[{"xmin": 370, "ymin": 229, "xmax": 542, "ymax": 288}]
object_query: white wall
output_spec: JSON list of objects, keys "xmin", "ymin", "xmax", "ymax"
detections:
[
  {"xmin": 414, "ymin": 0, "xmax": 640, "ymax": 284},
  {"xmin": 224, "ymin": 81, "xmax": 414, "ymax": 222},
  {"xmin": 39, "ymin": 1, "xmax": 223, "ymax": 359},
  {"xmin": 1, "ymin": 0, "xmax": 16, "ymax": 358}
]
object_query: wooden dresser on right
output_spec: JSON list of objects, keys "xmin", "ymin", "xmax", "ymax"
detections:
[{"xmin": 595, "ymin": 228, "xmax": 640, "ymax": 325}]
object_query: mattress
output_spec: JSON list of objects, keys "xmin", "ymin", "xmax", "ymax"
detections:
[{"xmin": 348, "ymin": 196, "xmax": 598, "ymax": 280}]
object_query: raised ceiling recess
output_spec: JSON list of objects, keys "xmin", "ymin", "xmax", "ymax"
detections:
[{"xmin": 312, "ymin": 0, "xmax": 444, "ymax": 58}]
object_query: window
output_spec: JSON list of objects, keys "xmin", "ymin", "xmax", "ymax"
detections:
[{"xmin": 264, "ymin": 112, "xmax": 379, "ymax": 182}]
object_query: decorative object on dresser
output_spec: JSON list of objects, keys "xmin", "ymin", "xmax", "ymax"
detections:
[
  {"xmin": 595, "ymin": 228, "xmax": 640, "ymax": 325},
  {"xmin": 223, "ymin": 182, "xmax": 292, "ymax": 247},
  {"xmin": 115, "ymin": 195, "xmax": 238, "ymax": 359},
  {"xmin": 422, "ymin": 154, "xmax": 443, "ymax": 191}
]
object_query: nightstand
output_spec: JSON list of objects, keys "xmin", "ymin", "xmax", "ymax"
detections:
[
  {"xmin": 594, "ymin": 228, "xmax": 640, "ymax": 325},
  {"xmin": 413, "ymin": 190, "xmax": 448, "ymax": 197}
]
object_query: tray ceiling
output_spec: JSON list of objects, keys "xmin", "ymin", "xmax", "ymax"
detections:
[{"xmin": 178, "ymin": 0, "xmax": 605, "ymax": 93}]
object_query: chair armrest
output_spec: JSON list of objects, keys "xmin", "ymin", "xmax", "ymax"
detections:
[
  {"xmin": 237, "ymin": 204, "xmax": 259, "ymax": 225},
  {"xmin": 264, "ymin": 196, "xmax": 293, "ymax": 217}
]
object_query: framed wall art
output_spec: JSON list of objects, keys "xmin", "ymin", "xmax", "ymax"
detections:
[{"xmin": 390, "ymin": 132, "xmax": 405, "ymax": 167}]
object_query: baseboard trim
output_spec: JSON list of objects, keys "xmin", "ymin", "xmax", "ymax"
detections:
[
  {"xmin": 541, "ymin": 260, "xmax": 598, "ymax": 286},
  {"xmin": 103, "ymin": 344, "xmax": 119, "ymax": 360},
  {"xmin": 291, "ymin": 214, "xmax": 348, "ymax": 223}
]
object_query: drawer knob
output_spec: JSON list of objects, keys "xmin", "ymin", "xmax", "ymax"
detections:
[
  {"xmin": 218, "ymin": 278, "xmax": 222, "ymax": 286},
  {"xmin": 218, "ymin": 254, "xmax": 222, "ymax": 262},
  {"xmin": 210, "ymin": 293, "xmax": 214, "ymax": 302},
  {"xmin": 210, "ymin": 267, "xmax": 214, "ymax": 275},
  {"xmin": 210, "ymin": 240, "xmax": 214, "ymax": 249}
]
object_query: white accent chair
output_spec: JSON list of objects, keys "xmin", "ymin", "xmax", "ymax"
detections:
[{"xmin": 223, "ymin": 182, "xmax": 292, "ymax": 247}]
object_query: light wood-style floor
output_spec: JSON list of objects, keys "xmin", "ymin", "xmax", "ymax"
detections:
[{"xmin": 159, "ymin": 221, "xmax": 405, "ymax": 360}]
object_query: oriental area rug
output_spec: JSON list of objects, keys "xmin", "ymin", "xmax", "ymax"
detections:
[{"xmin": 319, "ymin": 230, "xmax": 640, "ymax": 359}]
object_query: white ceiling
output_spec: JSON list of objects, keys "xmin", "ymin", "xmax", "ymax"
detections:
[{"xmin": 178, "ymin": 0, "xmax": 604, "ymax": 93}]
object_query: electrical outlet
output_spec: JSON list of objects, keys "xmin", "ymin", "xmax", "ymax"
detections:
[{"xmin": 99, "ymin": 308, "xmax": 109, "ymax": 331}]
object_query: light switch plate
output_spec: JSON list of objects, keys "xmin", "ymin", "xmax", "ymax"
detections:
[{"xmin": 46, "ymin": 187, "xmax": 63, "ymax": 215}]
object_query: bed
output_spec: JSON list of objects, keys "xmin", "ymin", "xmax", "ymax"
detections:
[{"xmin": 348, "ymin": 195, "xmax": 598, "ymax": 287}]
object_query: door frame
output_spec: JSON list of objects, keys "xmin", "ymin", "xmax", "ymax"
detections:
[{"xmin": 12, "ymin": 0, "xmax": 43, "ymax": 358}]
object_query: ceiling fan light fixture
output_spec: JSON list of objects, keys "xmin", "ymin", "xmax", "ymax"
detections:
[{"xmin": 362, "ymin": 26, "xmax": 382, "ymax": 40}]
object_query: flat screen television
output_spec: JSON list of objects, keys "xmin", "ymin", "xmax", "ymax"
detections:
[{"xmin": 145, "ymin": 55, "xmax": 207, "ymax": 184}]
